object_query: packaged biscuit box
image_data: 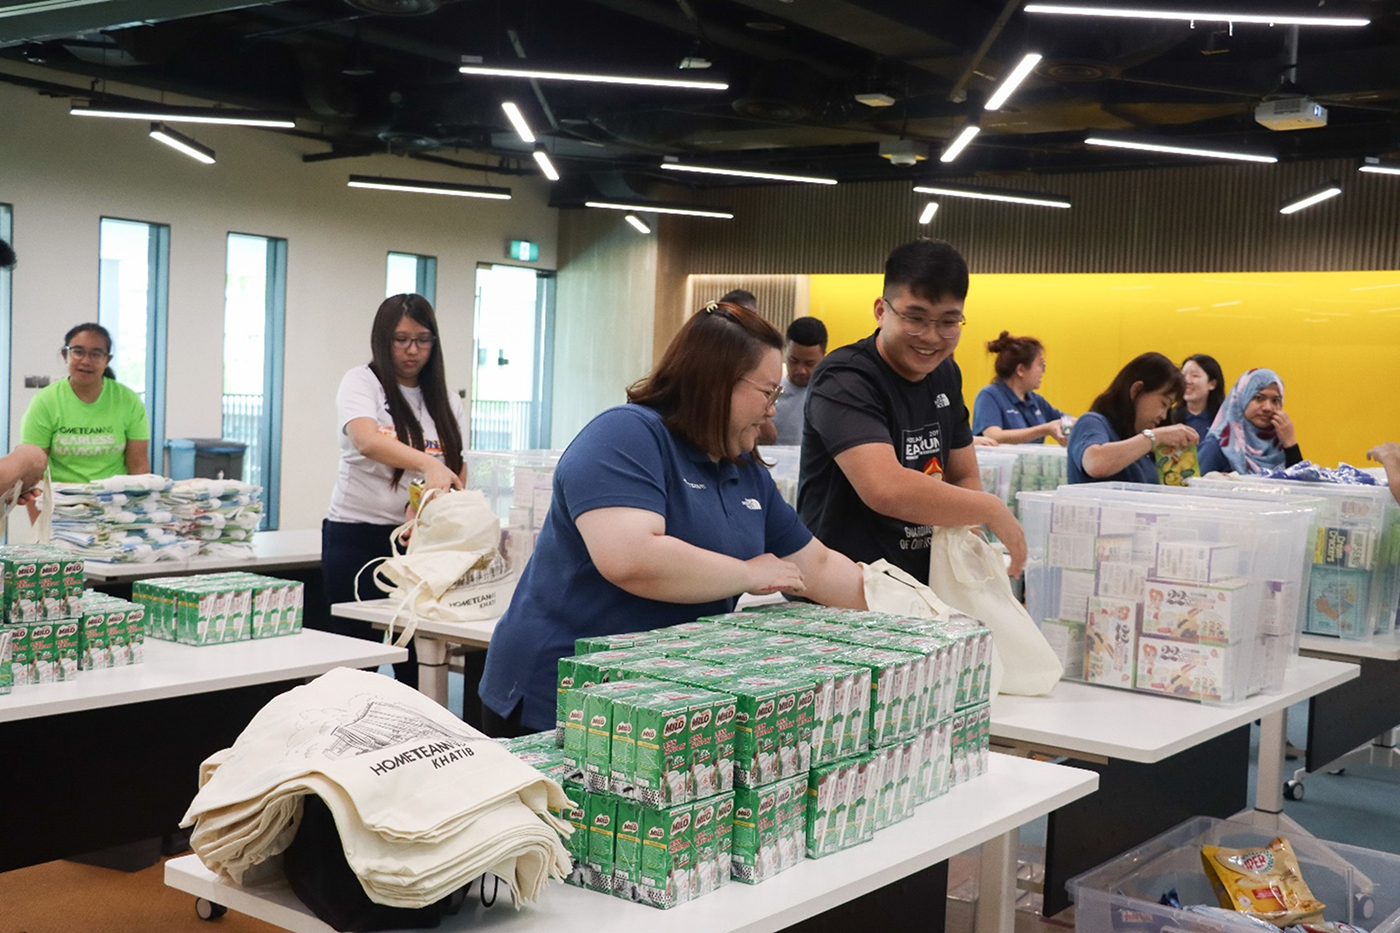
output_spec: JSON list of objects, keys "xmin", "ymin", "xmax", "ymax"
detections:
[
  {"xmin": 1085, "ymin": 596, "xmax": 1139, "ymax": 688},
  {"xmin": 1136, "ymin": 636, "xmax": 1244, "ymax": 703},
  {"xmin": 1142, "ymin": 578, "xmax": 1249, "ymax": 644}
]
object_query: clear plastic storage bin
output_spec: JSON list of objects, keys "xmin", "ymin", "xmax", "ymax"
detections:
[
  {"xmin": 764, "ymin": 445, "xmax": 801, "ymax": 509},
  {"xmin": 1067, "ymin": 816, "xmax": 1397, "ymax": 933},
  {"xmin": 975, "ymin": 444, "xmax": 1068, "ymax": 518},
  {"xmin": 1019, "ymin": 486, "xmax": 1318, "ymax": 703},
  {"xmin": 1191, "ymin": 476, "xmax": 1400, "ymax": 641}
]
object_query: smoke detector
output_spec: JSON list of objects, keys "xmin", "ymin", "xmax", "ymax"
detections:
[{"xmin": 879, "ymin": 140, "xmax": 928, "ymax": 166}]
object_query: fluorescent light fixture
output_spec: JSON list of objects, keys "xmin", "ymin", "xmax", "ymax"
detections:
[
  {"xmin": 659, "ymin": 163, "xmax": 837, "ymax": 185},
  {"xmin": 533, "ymin": 150, "xmax": 561, "ymax": 181},
  {"xmin": 855, "ymin": 92, "xmax": 897, "ymax": 107},
  {"xmin": 912, "ymin": 184, "xmax": 1072, "ymax": 209},
  {"xmin": 1359, "ymin": 157, "xmax": 1400, "ymax": 176},
  {"xmin": 148, "ymin": 123, "xmax": 215, "ymax": 165},
  {"xmin": 940, "ymin": 125, "xmax": 981, "ymax": 163},
  {"xmin": 501, "ymin": 102, "xmax": 535, "ymax": 143},
  {"xmin": 985, "ymin": 53, "xmax": 1042, "ymax": 111},
  {"xmin": 460, "ymin": 63, "xmax": 727, "ymax": 91},
  {"xmin": 918, "ymin": 201, "xmax": 939, "ymax": 225},
  {"xmin": 585, "ymin": 201, "xmax": 734, "ymax": 219},
  {"xmin": 1022, "ymin": 5, "xmax": 1369, "ymax": 26},
  {"xmin": 71, "ymin": 102, "xmax": 295, "ymax": 128},
  {"xmin": 0, "ymin": 0, "xmax": 125, "ymax": 19},
  {"xmin": 624, "ymin": 214, "xmax": 651, "ymax": 234},
  {"xmin": 1085, "ymin": 135, "xmax": 1277, "ymax": 163},
  {"xmin": 347, "ymin": 175, "xmax": 512, "ymax": 200},
  {"xmin": 1279, "ymin": 182, "xmax": 1342, "ymax": 215}
]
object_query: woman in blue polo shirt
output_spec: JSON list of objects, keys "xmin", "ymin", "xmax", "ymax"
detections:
[
  {"xmin": 479, "ymin": 301, "xmax": 868, "ymax": 736},
  {"xmin": 1068, "ymin": 352, "xmax": 1198, "ymax": 485},
  {"xmin": 971, "ymin": 332, "xmax": 1066, "ymax": 445}
]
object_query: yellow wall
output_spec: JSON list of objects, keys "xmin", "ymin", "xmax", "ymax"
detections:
[{"xmin": 807, "ymin": 271, "xmax": 1400, "ymax": 468}]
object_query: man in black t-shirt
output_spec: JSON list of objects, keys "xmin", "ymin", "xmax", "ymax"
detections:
[{"xmin": 797, "ymin": 239, "xmax": 1026, "ymax": 584}]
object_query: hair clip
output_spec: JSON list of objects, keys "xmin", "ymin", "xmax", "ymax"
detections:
[{"xmin": 703, "ymin": 301, "xmax": 720, "ymax": 314}]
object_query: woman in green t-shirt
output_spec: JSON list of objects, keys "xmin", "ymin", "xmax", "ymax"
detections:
[{"xmin": 20, "ymin": 323, "xmax": 151, "ymax": 483}]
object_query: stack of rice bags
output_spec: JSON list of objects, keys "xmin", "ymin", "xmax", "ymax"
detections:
[
  {"xmin": 49, "ymin": 474, "xmax": 196, "ymax": 563},
  {"xmin": 167, "ymin": 478, "xmax": 263, "ymax": 558},
  {"xmin": 183, "ymin": 668, "xmax": 572, "ymax": 908}
]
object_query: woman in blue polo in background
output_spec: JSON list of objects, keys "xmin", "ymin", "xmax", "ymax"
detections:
[
  {"xmin": 479, "ymin": 301, "xmax": 868, "ymax": 737},
  {"xmin": 1068, "ymin": 352, "xmax": 1198, "ymax": 485},
  {"xmin": 1166, "ymin": 353, "xmax": 1225, "ymax": 437},
  {"xmin": 972, "ymin": 332, "xmax": 1066, "ymax": 445}
]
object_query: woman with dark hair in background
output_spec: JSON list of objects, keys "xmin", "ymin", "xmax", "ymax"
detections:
[
  {"xmin": 1167, "ymin": 353, "xmax": 1225, "ymax": 436},
  {"xmin": 321, "ymin": 293, "xmax": 466, "ymax": 687},
  {"xmin": 478, "ymin": 300, "xmax": 868, "ymax": 736},
  {"xmin": 21, "ymin": 322, "xmax": 150, "ymax": 482},
  {"xmin": 1068, "ymin": 352, "xmax": 1197, "ymax": 485},
  {"xmin": 971, "ymin": 331, "xmax": 1065, "ymax": 445}
]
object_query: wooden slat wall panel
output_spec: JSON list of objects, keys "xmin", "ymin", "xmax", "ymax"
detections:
[
  {"xmin": 686, "ymin": 274, "xmax": 804, "ymax": 333},
  {"xmin": 669, "ymin": 158, "xmax": 1400, "ymax": 275}
]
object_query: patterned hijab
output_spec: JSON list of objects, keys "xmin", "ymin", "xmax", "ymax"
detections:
[{"xmin": 1208, "ymin": 368, "xmax": 1287, "ymax": 474}]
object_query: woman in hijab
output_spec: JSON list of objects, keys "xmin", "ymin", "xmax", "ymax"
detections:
[{"xmin": 1197, "ymin": 368, "xmax": 1303, "ymax": 474}]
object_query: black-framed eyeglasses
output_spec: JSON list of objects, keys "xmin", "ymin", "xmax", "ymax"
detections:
[
  {"xmin": 881, "ymin": 298, "xmax": 966, "ymax": 337},
  {"xmin": 392, "ymin": 334, "xmax": 437, "ymax": 350},
  {"xmin": 64, "ymin": 346, "xmax": 110, "ymax": 362},
  {"xmin": 741, "ymin": 377, "xmax": 784, "ymax": 407}
]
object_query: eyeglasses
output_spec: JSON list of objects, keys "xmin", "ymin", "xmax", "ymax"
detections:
[
  {"xmin": 392, "ymin": 334, "xmax": 437, "ymax": 350},
  {"xmin": 741, "ymin": 377, "xmax": 784, "ymax": 407},
  {"xmin": 881, "ymin": 298, "xmax": 966, "ymax": 337},
  {"xmin": 64, "ymin": 346, "xmax": 110, "ymax": 362}
]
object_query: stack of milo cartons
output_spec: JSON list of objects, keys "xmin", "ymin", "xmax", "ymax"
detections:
[
  {"xmin": 534, "ymin": 603, "xmax": 993, "ymax": 902},
  {"xmin": 133, "ymin": 572, "xmax": 304, "ymax": 646},
  {"xmin": 1, "ymin": 545, "xmax": 87, "ymax": 692}
]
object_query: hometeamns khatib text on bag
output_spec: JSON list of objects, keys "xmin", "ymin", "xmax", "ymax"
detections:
[{"xmin": 359, "ymin": 488, "xmax": 524, "ymax": 646}]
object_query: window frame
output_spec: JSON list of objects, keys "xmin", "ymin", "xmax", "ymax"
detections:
[{"xmin": 386, "ymin": 251, "xmax": 438, "ymax": 304}]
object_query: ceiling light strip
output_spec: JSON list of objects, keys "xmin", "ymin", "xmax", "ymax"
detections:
[
  {"xmin": 461, "ymin": 64, "xmax": 727, "ymax": 91},
  {"xmin": 148, "ymin": 123, "xmax": 215, "ymax": 165},
  {"xmin": 940, "ymin": 126, "xmax": 982, "ymax": 163},
  {"xmin": 912, "ymin": 185, "xmax": 1072, "ymax": 209},
  {"xmin": 1022, "ymin": 5, "xmax": 1369, "ymax": 27},
  {"xmin": 624, "ymin": 214, "xmax": 651, "ymax": 234},
  {"xmin": 1085, "ymin": 136, "xmax": 1277, "ymax": 163},
  {"xmin": 1279, "ymin": 184, "xmax": 1342, "ymax": 214},
  {"xmin": 1359, "ymin": 158, "xmax": 1400, "ymax": 176},
  {"xmin": 501, "ymin": 102, "xmax": 535, "ymax": 143},
  {"xmin": 918, "ymin": 201, "xmax": 939, "ymax": 225},
  {"xmin": 985, "ymin": 53, "xmax": 1043, "ymax": 111},
  {"xmin": 71, "ymin": 103, "xmax": 295, "ymax": 128},
  {"xmin": 348, "ymin": 175, "xmax": 512, "ymax": 200},
  {"xmin": 659, "ymin": 163, "xmax": 837, "ymax": 185},
  {"xmin": 585, "ymin": 201, "xmax": 733, "ymax": 219},
  {"xmin": 533, "ymin": 150, "xmax": 561, "ymax": 181}
]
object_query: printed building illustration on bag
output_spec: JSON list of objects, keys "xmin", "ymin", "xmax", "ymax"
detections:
[{"xmin": 325, "ymin": 698, "xmax": 479, "ymax": 758}]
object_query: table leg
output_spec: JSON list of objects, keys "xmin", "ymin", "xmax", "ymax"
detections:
[
  {"xmin": 1255, "ymin": 707, "xmax": 1287, "ymax": 816},
  {"xmin": 414, "ymin": 634, "xmax": 451, "ymax": 708},
  {"xmin": 975, "ymin": 829, "xmax": 1018, "ymax": 933}
]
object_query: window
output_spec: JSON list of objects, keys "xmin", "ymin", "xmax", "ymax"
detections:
[
  {"xmin": 0, "ymin": 204, "xmax": 11, "ymax": 446},
  {"xmin": 222, "ymin": 233, "xmax": 287, "ymax": 529},
  {"xmin": 97, "ymin": 217, "xmax": 169, "ymax": 463},
  {"xmin": 386, "ymin": 252, "xmax": 437, "ymax": 304},
  {"xmin": 470, "ymin": 264, "xmax": 555, "ymax": 450}
]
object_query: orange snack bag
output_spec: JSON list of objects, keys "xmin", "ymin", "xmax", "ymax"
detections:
[{"xmin": 1200, "ymin": 836, "xmax": 1326, "ymax": 927}]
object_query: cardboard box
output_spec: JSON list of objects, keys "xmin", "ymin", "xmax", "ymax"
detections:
[
  {"xmin": 1135, "ymin": 636, "xmax": 1243, "ymax": 702},
  {"xmin": 1307, "ymin": 566, "xmax": 1370, "ymax": 638},
  {"xmin": 1154, "ymin": 542, "xmax": 1240, "ymax": 584},
  {"xmin": 1314, "ymin": 525, "xmax": 1376, "ymax": 572},
  {"xmin": 1142, "ymin": 578, "xmax": 1248, "ymax": 644}
]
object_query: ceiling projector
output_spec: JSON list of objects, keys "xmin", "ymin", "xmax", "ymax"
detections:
[{"xmin": 1255, "ymin": 97, "xmax": 1328, "ymax": 131}]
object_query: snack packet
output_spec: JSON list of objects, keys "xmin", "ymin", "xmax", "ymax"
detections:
[
  {"xmin": 1154, "ymin": 443, "xmax": 1200, "ymax": 487},
  {"xmin": 1200, "ymin": 837, "xmax": 1325, "ymax": 926}
]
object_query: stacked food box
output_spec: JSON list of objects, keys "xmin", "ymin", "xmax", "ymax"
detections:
[
  {"xmin": 0, "ymin": 544, "xmax": 146, "ymax": 694},
  {"xmin": 1190, "ymin": 477, "xmax": 1400, "ymax": 642},
  {"xmin": 516, "ymin": 604, "xmax": 992, "ymax": 908},
  {"xmin": 1020, "ymin": 484, "xmax": 1318, "ymax": 703},
  {"xmin": 133, "ymin": 572, "xmax": 304, "ymax": 646}
]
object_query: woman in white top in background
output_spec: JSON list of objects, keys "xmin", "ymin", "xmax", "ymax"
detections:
[{"xmin": 320, "ymin": 294, "xmax": 466, "ymax": 687}]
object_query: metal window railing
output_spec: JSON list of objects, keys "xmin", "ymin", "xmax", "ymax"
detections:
[
  {"xmin": 470, "ymin": 400, "xmax": 534, "ymax": 451},
  {"xmin": 221, "ymin": 392, "xmax": 264, "ymax": 488}
]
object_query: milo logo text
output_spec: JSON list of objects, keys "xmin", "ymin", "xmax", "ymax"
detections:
[
  {"xmin": 718, "ymin": 800, "xmax": 734, "ymax": 820},
  {"xmin": 758, "ymin": 796, "xmax": 774, "ymax": 815},
  {"xmin": 690, "ymin": 709, "xmax": 712, "ymax": 729},
  {"xmin": 31, "ymin": 625, "xmax": 52, "ymax": 638},
  {"xmin": 663, "ymin": 714, "xmax": 686, "ymax": 738},
  {"xmin": 693, "ymin": 807, "xmax": 713, "ymax": 830},
  {"xmin": 776, "ymin": 785, "xmax": 791, "ymax": 805},
  {"xmin": 594, "ymin": 815, "xmax": 611, "ymax": 828},
  {"xmin": 735, "ymin": 807, "xmax": 752, "ymax": 821},
  {"xmin": 647, "ymin": 827, "xmax": 665, "ymax": 841},
  {"xmin": 756, "ymin": 700, "xmax": 775, "ymax": 719},
  {"xmin": 671, "ymin": 814, "xmax": 691, "ymax": 834},
  {"xmin": 589, "ymin": 715, "xmax": 607, "ymax": 729},
  {"xmin": 560, "ymin": 675, "xmax": 575, "ymax": 688},
  {"xmin": 716, "ymin": 705, "xmax": 735, "ymax": 726},
  {"xmin": 16, "ymin": 563, "xmax": 35, "ymax": 578},
  {"xmin": 797, "ymin": 690, "xmax": 814, "ymax": 710},
  {"xmin": 568, "ymin": 709, "xmax": 584, "ymax": 723},
  {"xmin": 776, "ymin": 695, "xmax": 795, "ymax": 716},
  {"xmin": 641, "ymin": 727, "xmax": 657, "ymax": 741},
  {"xmin": 621, "ymin": 820, "xmax": 639, "ymax": 834},
  {"xmin": 40, "ymin": 563, "xmax": 59, "ymax": 576},
  {"xmin": 56, "ymin": 623, "xmax": 77, "ymax": 638},
  {"xmin": 616, "ymin": 722, "xmax": 632, "ymax": 736}
]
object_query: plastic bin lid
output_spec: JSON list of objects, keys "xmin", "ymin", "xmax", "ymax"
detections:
[{"xmin": 165, "ymin": 438, "xmax": 248, "ymax": 452}]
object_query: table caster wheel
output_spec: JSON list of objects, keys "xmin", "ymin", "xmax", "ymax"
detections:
[
  {"xmin": 1283, "ymin": 780, "xmax": 1305, "ymax": 801},
  {"xmin": 1328, "ymin": 767, "xmax": 1347, "ymax": 776},
  {"xmin": 195, "ymin": 898, "xmax": 227, "ymax": 921},
  {"xmin": 1356, "ymin": 894, "xmax": 1375, "ymax": 920}
]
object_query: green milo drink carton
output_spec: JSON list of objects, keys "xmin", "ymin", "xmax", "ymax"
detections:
[
  {"xmin": 7, "ymin": 553, "xmax": 41, "ymax": 622},
  {"xmin": 684, "ymin": 690, "xmax": 735, "ymax": 800},
  {"xmin": 773, "ymin": 776, "xmax": 804, "ymax": 873},
  {"xmin": 689, "ymin": 796, "xmax": 719, "ymax": 899},
  {"xmin": 630, "ymin": 689, "xmax": 697, "ymax": 807},
  {"xmin": 612, "ymin": 797, "xmax": 645, "ymax": 902},
  {"xmin": 731, "ymin": 783, "xmax": 777, "ymax": 884},
  {"xmin": 125, "ymin": 602, "xmax": 146, "ymax": 664},
  {"xmin": 561, "ymin": 781, "xmax": 588, "ymax": 886},
  {"xmin": 713, "ymin": 791, "xmax": 735, "ymax": 888},
  {"xmin": 584, "ymin": 792, "xmax": 617, "ymax": 894},
  {"xmin": 639, "ymin": 802, "xmax": 694, "ymax": 909},
  {"xmin": 581, "ymin": 680, "xmax": 659, "ymax": 793},
  {"xmin": 29, "ymin": 621, "xmax": 58, "ymax": 683},
  {"xmin": 6, "ymin": 622, "xmax": 31, "ymax": 686},
  {"xmin": 62, "ymin": 558, "xmax": 85, "ymax": 618},
  {"xmin": 0, "ymin": 628, "xmax": 12, "ymax": 695},
  {"xmin": 79, "ymin": 606, "xmax": 111, "ymax": 671},
  {"xmin": 840, "ymin": 753, "xmax": 874, "ymax": 850},
  {"xmin": 53, "ymin": 618, "xmax": 82, "ymax": 681}
]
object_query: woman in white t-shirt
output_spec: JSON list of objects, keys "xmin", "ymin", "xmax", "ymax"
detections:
[{"xmin": 321, "ymin": 294, "xmax": 467, "ymax": 687}]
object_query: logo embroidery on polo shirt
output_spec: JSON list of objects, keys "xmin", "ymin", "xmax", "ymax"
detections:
[
  {"xmin": 934, "ymin": 393, "xmax": 950, "ymax": 408},
  {"xmin": 740, "ymin": 498, "xmax": 762, "ymax": 511},
  {"xmin": 683, "ymin": 478, "xmax": 707, "ymax": 490}
]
